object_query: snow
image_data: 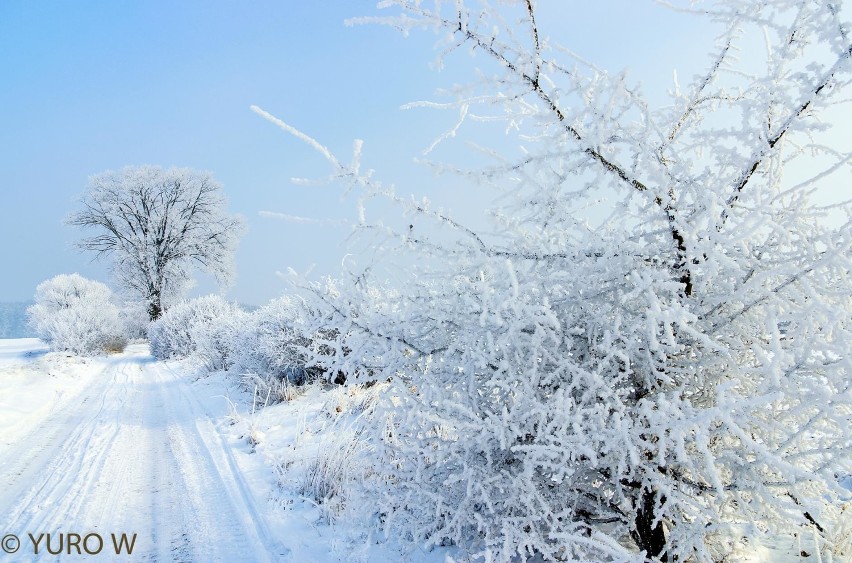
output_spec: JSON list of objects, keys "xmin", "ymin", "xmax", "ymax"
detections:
[
  {"xmin": 207, "ymin": 377, "xmax": 454, "ymax": 562},
  {"xmin": 0, "ymin": 339, "xmax": 448, "ymax": 562},
  {"xmin": 0, "ymin": 337, "xmax": 48, "ymax": 369},
  {"xmin": 0, "ymin": 341, "xmax": 282, "ymax": 560},
  {"xmin": 0, "ymin": 339, "xmax": 86, "ymax": 450}
]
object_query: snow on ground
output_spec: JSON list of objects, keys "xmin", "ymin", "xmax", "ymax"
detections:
[
  {"xmin": 208, "ymin": 377, "xmax": 453, "ymax": 563},
  {"xmin": 0, "ymin": 338, "xmax": 48, "ymax": 369},
  {"xmin": 0, "ymin": 341, "xmax": 287, "ymax": 561},
  {"xmin": 0, "ymin": 339, "xmax": 446, "ymax": 562},
  {"xmin": 0, "ymin": 339, "xmax": 89, "ymax": 455}
]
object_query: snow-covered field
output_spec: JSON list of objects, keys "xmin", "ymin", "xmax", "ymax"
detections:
[{"xmin": 0, "ymin": 339, "xmax": 448, "ymax": 562}]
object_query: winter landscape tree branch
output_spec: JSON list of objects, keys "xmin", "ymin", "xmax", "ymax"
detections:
[{"xmin": 68, "ymin": 166, "xmax": 244, "ymax": 320}]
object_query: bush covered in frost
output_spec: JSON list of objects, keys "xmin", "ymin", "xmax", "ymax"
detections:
[
  {"xmin": 255, "ymin": 1, "xmax": 852, "ymax": 560},
  {"xmin": 146, "ymin": 292, "xmax": 340, "ymax": 400},
  {"xmin": 27, "ymin": 273, "xmax": 126, "ymax": 355},
  {"xmin": 192, "ymin": 304, "xmax": 249, "ymax": 371},
  {"xmin": 227, "ymin": 296, "xmax": 349, "ymax": 402},
  {"xmin": 147, "ymin": 294, "xmax": 242, "ymax": 362},
  {"xmin": 117, "ymin": 300, "xmax": 151, "ymax": 341},
  {"xmin": 229, "ymin": 296, "xmax": 314, "ymax": 385}
]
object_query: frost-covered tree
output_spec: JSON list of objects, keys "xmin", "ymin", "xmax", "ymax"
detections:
[
  {"xmin": 27, "ymin": 273, "xmax": 126, "ymax": 355},
  {"xmin": 68, "ymin": 166, "xmax": 244, "ymax": 320},
  {"xmin": 256, "ymin": 0, "xmax": 852, "ymax": 560}
]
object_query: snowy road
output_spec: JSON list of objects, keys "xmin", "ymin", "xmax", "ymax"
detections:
[{"xmin": 0, "ymin": 343, "xmax": 287, "ymax": 562}]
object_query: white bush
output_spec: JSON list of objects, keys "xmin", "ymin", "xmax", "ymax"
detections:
[
  {"xmin": 229, "ymin": 297, "xmax": 315, "ymax": 390},
  {"xmin": 147, "ymin": 294, "xmax": 325, "ymax": 386},
  {"xmin": 117, "ymin": 300, "xmax": 150, "ymax": 341},
  {"xmin": 27, "ymin": 273, "xmax": 126, "ymax": 356},
  {"xmin": 229, "ymin": 296, "xmax": 356, "ymax": 403},
  {"xmin": 148, "ymin": 294, "xmax": 242, "ymax": 362},
  {"xmin": 192, "ymin": 304, "xmax": 249, "ymax": 371}
]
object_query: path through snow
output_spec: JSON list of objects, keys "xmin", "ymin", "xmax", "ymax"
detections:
[{"xmin": 0, "ymin": 343, "xmax": 288, "ymax": 562}]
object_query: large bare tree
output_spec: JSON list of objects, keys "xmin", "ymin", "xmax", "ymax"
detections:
[{"xmin": 68, "ymin": 166, "xmax": 243, "ymax": 320}]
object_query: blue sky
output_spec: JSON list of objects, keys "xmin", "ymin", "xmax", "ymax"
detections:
[{"xmin": 0, "ymin": 2, "xmax": 726, "ymax": 305}]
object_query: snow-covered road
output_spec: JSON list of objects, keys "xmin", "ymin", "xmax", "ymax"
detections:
[{"xmin": 0, "ymin": 343, "xmax": 287, "ymax": 562}]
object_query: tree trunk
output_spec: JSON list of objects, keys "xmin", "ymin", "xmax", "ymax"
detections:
[
  {"xmin": 633, "ymin": 488, "xmax": 667, "ymax": 561},
  {"xmin": 148, "ymin": 298, "xmax": 162, "ymax": 321}
]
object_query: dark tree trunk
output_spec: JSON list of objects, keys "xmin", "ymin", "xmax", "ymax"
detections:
[
  {"xmin": 633, "ymin": 488, "xmax": 668, "ymax": 561},
  {"xmin": 148, "ymin": 299, "xmax": 162, "ymax": 321}
]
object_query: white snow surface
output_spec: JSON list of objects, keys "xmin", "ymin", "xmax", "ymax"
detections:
[
  {"xmin": 0, "ymin": 338, "xmax": 48, "ymax": 369},
  {"xmin": 0, "ymin": 339, "xmax": 446, "ymax": 562}
]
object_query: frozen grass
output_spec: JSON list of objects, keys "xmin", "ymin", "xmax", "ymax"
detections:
[{"xmin": 214, "ymin": 377, "xmax": 453, "ymax": 561}]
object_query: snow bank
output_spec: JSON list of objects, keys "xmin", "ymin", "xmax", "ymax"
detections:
[
  {"xmin": 0, "ymin": 339, "xmax": 99, "ymax": 454},
  {"xmin": 212, "ymin": 375, "xmax": 454, "ymax": 562}
]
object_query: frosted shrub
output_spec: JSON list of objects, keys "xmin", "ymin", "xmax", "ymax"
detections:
[
  {"xmin": 227, "ymin": 296, "xmax": 347, "ymax": 402},
  {"xmin": 148, "ymin": 300, "xmax": 198, "ymax": 359},
  {"xmin": 27, "ymin": 273, "xmax": 126, "ymax": 356},
  {"xmin": 229, "ymin": 297, "xmax": 315, "ymax": 389},
  {"xmin": 256, "ymin": 0, "xmax": 852, "ymax": 560},
  {"xmin": 148, "ymin": 294, "xmax": 242, "ymax": 361},
  {"xmin": 118, "ymin": 300, "xmax": 150, "ymax": 341},
  {"xmin": 192, "ymin": 304, "xmax": 249, "ymax": 371}
]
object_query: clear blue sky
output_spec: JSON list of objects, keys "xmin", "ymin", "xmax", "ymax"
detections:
[{"xmin": 0, "ymin": 2, "xmax": 726, "ymax": 305}]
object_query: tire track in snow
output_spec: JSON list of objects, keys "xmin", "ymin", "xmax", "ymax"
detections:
[
  {"xmin": 0, "ymin": 344, "xmax": 287, "ymax": 561},
  {"xmin": 0, "ymin": 357, "xmax": 121, "ymax": 529},
  {"xmin": 143, "ymin": 359, "xmax": 286, "ymax": 562}
]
